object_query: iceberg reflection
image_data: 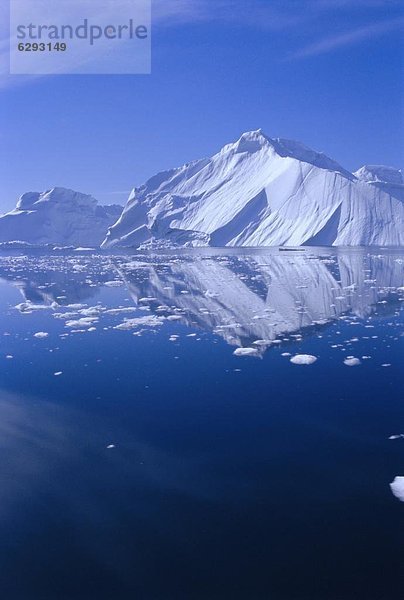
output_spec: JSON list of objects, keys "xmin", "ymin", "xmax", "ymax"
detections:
[
  {"xmin": 116, "ymin": 250, "xmax": 404, "ymax": 350},
  {"xmin": 0, "ymin": 249, "xmax": 402, "ymax": 352}
]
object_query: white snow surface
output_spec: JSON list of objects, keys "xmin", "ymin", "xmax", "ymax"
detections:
[
  {"xmin": 102, "ymin": 130, "xmax": 404, "ymax": 248},
  {"xmin": 0, "ymin": 188, "xmax": 122, "ymax": 247}
]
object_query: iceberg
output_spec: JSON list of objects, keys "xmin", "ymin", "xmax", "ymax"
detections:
[
  {"xmin": 102, "ymin": 130, "xmax": 404, "ymax": 248},
  {"xmin": 0, "ymin": 187, "xmax": 122, "ymax": 247}
]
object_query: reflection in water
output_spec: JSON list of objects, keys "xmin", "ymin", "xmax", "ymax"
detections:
[
  {"xmin": 0, "ymin": 250, "xmax": 403, "ymax": 351},
  {"xmin": 117, "ymin": 252, "xmax": 404, "ymax": 349},
  {"xmin": 0, "ymin": 250, "xmax": 402, "ymax": 597}
]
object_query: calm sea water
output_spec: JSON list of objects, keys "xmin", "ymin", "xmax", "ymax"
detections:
[{"xmin": 0, "ymin": 247, "xmax": 403, "ymax": 600}]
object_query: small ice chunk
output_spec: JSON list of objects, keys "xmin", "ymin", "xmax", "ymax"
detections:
[
  {"xmin": 114, "ymin": 315, "xmax": 164, "ymax": 330},
  {"xmin": 54, "ymin": 371, "xmax": 63, "ymax": 376},
  {"xmin": 65, "ymin": 317, "xmax": 98, "ymax": 329},
  {"xmin": 344, "ymin": 357, "xmax": 361, "ymax": 367},
  {"xmin": 252, "ymin": 339, "xmax": 269, "ymax": 347},
  {"xmin": 390, "ymin": 477, "xmax": 404, "ymax": 502},
  {"xmin": 290, "ymin": 354, "xmax": 317, "ymax": 365},
  {"xmin": 233, "ymin": 347, "xmax": 259, "ymax": 357},
  {"xmin": 107, "ymin": 444, "xmax": 116, "ymax": 449},
  {"xmin": 34, "ymin": 332, "xmax": 49, "ymax": 339}
]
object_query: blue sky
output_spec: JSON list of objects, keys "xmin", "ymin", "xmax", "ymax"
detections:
[{"xmin": 0, "ymin": 0, "xmax": 403, "ymax": 211}]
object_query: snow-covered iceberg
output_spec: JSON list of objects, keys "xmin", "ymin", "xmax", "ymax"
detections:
[
  {"xmin": 102, "ymin": 130, "xmax": 404, "ymax": 248},
  {"xmin": 0, "ymin": 187, "xmax": 122, "ymax": 247}
]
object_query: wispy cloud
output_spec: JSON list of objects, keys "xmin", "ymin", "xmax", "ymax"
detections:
[
  {"xmin": 153, "ymin": 0, "xmax": 404, "ymax": 58},
  {"xmin": 286, "ymin": 16, "xmax": 404, "ymax": 60},
  {"xmin": 97, "ymin": 191, "xmax": 132, "ymax": 196},
  {"xmin": 153, "ymin": 0, "xmax": 307, "ymax": 30},
  {"xmin": 0, "ymin": 0, "xmax": 402, "ymax": 89},
  {"xmin": 310, "ymin": 0, "xmax": 402, "ymax": 9},
  {"xmin": 153, "ymin": 0, "xmax": 403, "ymax": 27}
]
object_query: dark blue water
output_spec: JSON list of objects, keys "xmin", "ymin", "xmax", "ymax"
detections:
[{"xmin": 0, "ymin": 248, "xmax": 403, "ymax": 599}]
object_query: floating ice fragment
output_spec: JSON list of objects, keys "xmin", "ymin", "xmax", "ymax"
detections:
[
  {"xmin": 54, "ymin": 371, "xmax": 63, "ymax": 376},
  {"xmin": 388, "ymin": 434, "xmax": 404, "ymax": 440},
  {"xmin": 107, "ymin": 444, "xmax": 116, "ymax": 449},
  {"xmin": 390, "ymin": 477, "xmax": 404, "ymax": 502},
  {"xmin": 233, "ymin": 347, "xmax": 260, "ymax": 357},
  {"xmin": 105, "ymin": 307, "xmax": 138, "ymax": 315},
  {"xmin": 34, "ymin": 332, "xmax": 49, "ymax": 339},
  {"xmin": 15, "ymin": 302, "xmax": 53, "ymax": 313},
  {"xmin": 290, "ymin": 354, "xmax": 317, "ymax": 365},
  {"xmin": 344, "ymin": 357, "xmax": 361, "ymax": 367},
  {"xmin": 65, "ymin": 317, "xmax": 98, "ymax": 329},
  {"xmin": 252, "ymin": 339, "xmax": 269, "ymax": 347},
  {"xmin": 114, "ymin": 315, "xmax": 165, "ymax": 330}
]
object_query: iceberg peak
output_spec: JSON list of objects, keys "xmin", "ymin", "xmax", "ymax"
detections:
[
  {"xmin": 221, "ymin": 129, "xmax": 271, "ymax": 155},
  {"xmin": 220, "ymin": 130, "xmax": 352, "ymax": 177},
  {"xmin": 16, "ymin": 187, "xmax": 97, "ymax": 211},
  {"xmin": 354, "ymin": 165, "xmax": 403, "ymax": 185}
]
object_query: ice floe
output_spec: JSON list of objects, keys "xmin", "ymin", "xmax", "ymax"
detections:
[
  {"xmin": 343, "ymin": 357, "xmax": 361, "ymax": 367},
  {"xmin": 114, "ymin": 315, "xmax": 165, "ymax": 330},
  {"xmin": 390, "ymin": 477, "xmax": 404, "ymax": 502},
  {"xmin": 290, "ymin": 354, "xmax": 317, "ymax": 365},
  {"xmin": 233, "ymin": 348, "xmax": 260, "ymax": 357}
]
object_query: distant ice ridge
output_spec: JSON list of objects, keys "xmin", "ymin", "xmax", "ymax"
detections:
[
  {"xmin": 0, "ymin": 188, "xmax": 122, "ymax": 247},
  {"xmin": 102, "ymin": 129, "xmax": 404, "ymax": 248}
]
